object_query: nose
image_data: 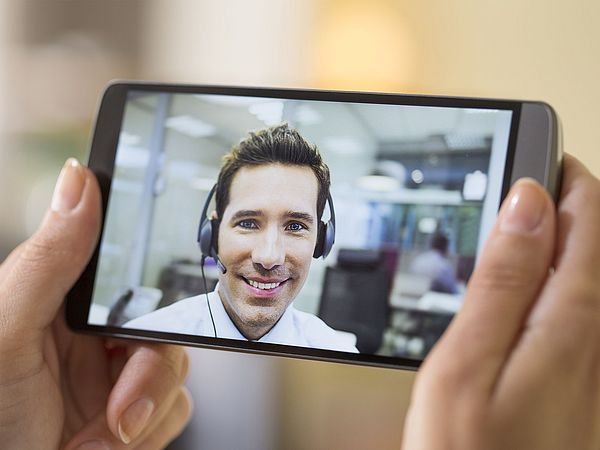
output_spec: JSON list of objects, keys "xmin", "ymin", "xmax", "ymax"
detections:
[{"xmin": 251, "ymin": 225, "xmax": 285, "ymax": 270}]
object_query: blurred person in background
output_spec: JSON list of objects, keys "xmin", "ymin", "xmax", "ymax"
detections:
[{"xmin": 410, "ymin": 229, "xmax": 459, "ymax": 294}]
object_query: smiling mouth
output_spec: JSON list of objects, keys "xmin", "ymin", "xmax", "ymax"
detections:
[{"xmin": 243, "ymin": 277, "xmax": 288, "ymax": 290}]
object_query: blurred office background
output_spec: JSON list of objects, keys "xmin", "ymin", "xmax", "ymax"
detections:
[{"xmin": 0, "ymin": 1, "xmax": 599, "ymax": 449}]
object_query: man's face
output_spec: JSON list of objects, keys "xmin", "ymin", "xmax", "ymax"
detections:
[{"xmin": 216, "ymin": 163, "xmax": 319, "ymax": 340}]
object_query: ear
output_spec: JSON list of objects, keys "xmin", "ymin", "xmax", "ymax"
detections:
[{"xmin": 210, "ymin": 210, "xmax": 219, "ymax": 220}]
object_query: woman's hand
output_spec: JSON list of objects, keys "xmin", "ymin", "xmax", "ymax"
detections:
[
  {"xmin": 0, "ymin": 159, "xmax": 192, "ymax": 450},
  {"xmin": 403, "ymin": 154, "xmax": 600, "ymax": 450}
]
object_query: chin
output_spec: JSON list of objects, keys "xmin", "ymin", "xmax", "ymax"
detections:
[{"xmin": 240, "ymin": 307, "xmax": 280, "ymax": 328}]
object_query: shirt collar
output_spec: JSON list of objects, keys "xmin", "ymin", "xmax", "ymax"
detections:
[
  {"xmin": 207, "ymin": 285, "xmax": 245, "ymax": 340},
  {"xmin": 208, "ymin": 282, "xmax": 296, "ymax": 343},
  {"xmin": 259, "ymin": 303, "xmax": 297, "ymax": 344}
]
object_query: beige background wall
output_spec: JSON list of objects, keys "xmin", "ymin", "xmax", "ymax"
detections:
[{"xmin": 310, "ymin": 0, "xmax": 600, "ymax": 176}]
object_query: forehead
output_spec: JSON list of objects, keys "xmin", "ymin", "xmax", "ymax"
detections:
[{"xmin": 226, "ymin": 164, "xmax": 319, "ymax": 216}]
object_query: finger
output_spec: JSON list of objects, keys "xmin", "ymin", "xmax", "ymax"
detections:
[
  {"xmin": 65, "ymin": 387, "xmax": 193, "ymax": 450},
  {"xmin": 131, "ymin": 387, "xmax": 193, "ymax": 450},
  {"xmin": 105, "ymin": 343, "xmax": 189, "ymax": 444},
  {"xmin": 0, "ymin": 158, "xmax": 101, "ymax": 335},
  {"xmin": 489, "ymin": 158, "xmax": 600, "ymax": 442},
  {"xmin": 525, "ymin": 154, "xmax": 600, "ymax": 329},
  {"xmin": 428, "ymin": 179, "xmax": 556, "ymax": 391},
  {"xmin": 552, "ymin": 154, "xmax": 600, "ymax": 280}
]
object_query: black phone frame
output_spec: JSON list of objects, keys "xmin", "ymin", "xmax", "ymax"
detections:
[{"xmin": 65, "ymin": 81, "xmax": 544, "ymax": 371}]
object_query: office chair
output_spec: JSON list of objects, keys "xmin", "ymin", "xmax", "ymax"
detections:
[{"xmin": 318, "ymin": 249, "xmax": 391, "ymax": 354}]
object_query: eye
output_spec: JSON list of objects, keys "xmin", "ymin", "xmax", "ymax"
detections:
[
  {"xmin": 237, "ymin": 220, "xmax": 258, "ymax": 229},
  {"xmin": 286, "ymin": 222, "xmax": 307, "ymax": 232}
]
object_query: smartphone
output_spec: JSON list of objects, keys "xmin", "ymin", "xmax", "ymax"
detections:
[{"xmin": 66, "ymin": 82, "xmax": 562, "ymax": 370}]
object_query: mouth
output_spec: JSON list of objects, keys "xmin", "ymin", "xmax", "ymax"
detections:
[{"xmin": 241, "ymin": 276, "xmax": 290, "ymax": 297}]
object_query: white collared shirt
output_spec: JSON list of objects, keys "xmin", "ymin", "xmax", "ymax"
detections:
[{"xmin": 124, "ymin": 287, "xmax": 359, "ymax": 353}]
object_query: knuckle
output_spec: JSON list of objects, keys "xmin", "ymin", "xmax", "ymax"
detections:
[
  {"xmin": 420, "ymin": 345, "xmax": 482, "ymax": 393},
  {"xmin": 472, "ymin": 234, "xmax": 550, "ymax": 294},
  {"xmin": 416, "ymin": 363, "xmax": 491, "ymax": 440},
  {"xmin": 21, "ymin": 232, "xmax": 68, "ymax": 268},
  {"xmin": 469, "ymin": 261, "xmax": 531, "ymax": 293},
  {"xmin": 154, "ymin": 345, "xmax": 186, "ymax": 387},
  {"xmin": 21, "ymin": 237, "xmax": 53, "ymax": 266},
  {"xmin": 132, "ymin": 345, "xmax": 183, "ymax": 389}
]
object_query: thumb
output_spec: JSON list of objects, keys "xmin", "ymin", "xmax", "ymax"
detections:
[
  {"xmin": 426, "ymin": 178, "xmax": 556, "ymax": 389},
  {"xmin": 0, "ymin": 158, "xmax": 101, "ymax": 334}
]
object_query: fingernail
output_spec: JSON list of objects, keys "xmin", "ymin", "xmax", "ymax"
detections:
[
  {"xmin": 51, "ymin": 158, "xmax": 86, "ymax": 212},
  {"xmin": 74, "ymin": 440, "xmax": 111, "ymax": 450},
  {"xmin": 499, "ymin": 179, "xmax": 546, "ymax": 233},
  {"xmin": 118, "ymin": 397, "xmax": 155, "ymax": 444}
]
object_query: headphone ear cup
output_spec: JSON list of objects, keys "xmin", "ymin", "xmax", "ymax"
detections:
[
  {"xmin": 313, "ymin": 193, "xmax": 336, "ymax": 259},
  {"xmin": 321, "ymin": 221, "xmax": 335, "ymax": 259},
  {"xmin": 313, "ymin": 222, "xmax": 326, "ymax": 259},
  {"xmin": 199, "ymin": 219, "xmax": 215, "ymax": 258},
  {"xmin": 211, "ymin": 219, "xmax": 220, "ymax": 254},
  {"xmin": 313, "ymin": 221, "xmax": 336, "ymax": 259}
]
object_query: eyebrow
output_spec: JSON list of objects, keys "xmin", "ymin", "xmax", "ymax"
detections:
[
  {"xmin": 230, "ymin": 210, "xmax": 264, "ymax": 222},
  {"xmin": 286, "ymin": 211, "xmax": 315, "ymax": 224},
  {"xmin": 229, "ymin": 209, "xmax": 315, "ymax": 224}
]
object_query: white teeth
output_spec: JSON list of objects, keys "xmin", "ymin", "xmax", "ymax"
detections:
[{"xmin": 247, "ymin": 279, "xmax": 282, "ymax": 290}]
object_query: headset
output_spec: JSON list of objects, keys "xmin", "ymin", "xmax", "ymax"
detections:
[{"xmin": 196, "ymin": 183, "xmax": 337, "ymax": 337}]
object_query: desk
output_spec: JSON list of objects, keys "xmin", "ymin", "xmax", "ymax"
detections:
[
  {"xmin": 391, "ymin": 291, "xmax": 463, "ymax": 314},
  {"xmin": 383, "ymin": 291, "xmax": 462, "ymax": 359}
]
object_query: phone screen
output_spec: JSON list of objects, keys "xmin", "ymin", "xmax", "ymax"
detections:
[{"xmin": 87, "ymin": 89, "xmax": 514, "ymax": 365}]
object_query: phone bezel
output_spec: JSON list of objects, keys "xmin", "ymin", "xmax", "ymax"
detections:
[{"xmin": 66, "ymin": 81, "xmax": 560, "ymax": 370}]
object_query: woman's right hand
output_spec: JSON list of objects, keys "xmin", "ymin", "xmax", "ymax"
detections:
[{"xmin": 403, "ymin": 154, "xmax": 600, "ymax": 450}]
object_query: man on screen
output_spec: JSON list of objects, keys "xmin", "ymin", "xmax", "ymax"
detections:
[{"xmin": 125, "ymin": 124, "xmax": 358, "ymax": 353}]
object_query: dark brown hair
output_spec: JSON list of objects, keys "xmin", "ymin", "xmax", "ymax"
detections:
[
  {"xmin": 431, "ymin": 231, "xmax": 449, "ymax": 255},
  {"xmin": 215, "ymin": 123, "xmax": 330, "ymax": 220}
]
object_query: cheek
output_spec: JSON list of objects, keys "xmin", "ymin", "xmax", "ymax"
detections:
[
  {"xmin": 218, "ymin": 231, "xmax": 252, "ymax": 262},
  {"xmin": 286, "ymin": 239, "xmax": 316, "ymax": 270}
]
